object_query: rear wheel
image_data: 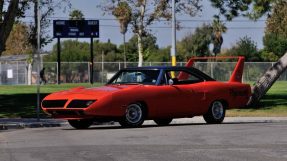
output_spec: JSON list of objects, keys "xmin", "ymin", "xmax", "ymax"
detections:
[
  {"xmin": 154, "ymin": 118, "xmax": 173, "ymax": 126},
  {"xmin": 203, "ymin": 101, "xmax": 226, "ymax": 124},
  {"xmin": 119, "ymin": 103, "xmax": 146, "ymax": 128},
  {"xmin": 68, "ymin": 119, "xmax": 94, "ymax": 129}
]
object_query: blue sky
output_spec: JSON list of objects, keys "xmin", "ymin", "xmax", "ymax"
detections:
[{"xmin": 42, "ymin": 0, "xmax": 266, "ymax": 51}]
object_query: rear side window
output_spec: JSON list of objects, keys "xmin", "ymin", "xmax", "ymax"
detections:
[{"xmin": 163, "ymin": 70, "xmax": 203, "ymax": 85}]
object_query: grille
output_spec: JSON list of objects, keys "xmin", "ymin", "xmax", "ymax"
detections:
[
  {"xmin": 67, "ymin": 100, "xmax": 95, "ymax": 108},
  {"xmin": 42, "ymin": 100, "xmax": 68, "ymax": 108}
]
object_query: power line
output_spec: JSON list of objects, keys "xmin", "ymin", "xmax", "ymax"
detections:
[
  {"xmin": 19, "ymin": 20, "xmax": 266, "ymax": 30},
  {"xmin": 23, "ymin": 15, "xmax": 266, "ymax": 23}
]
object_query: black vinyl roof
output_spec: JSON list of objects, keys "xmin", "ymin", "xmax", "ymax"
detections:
[{"xmin": 122, "ymin": 66, "xmax": 215, "ymax": 81}]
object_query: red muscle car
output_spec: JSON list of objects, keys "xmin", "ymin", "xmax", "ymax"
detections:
[{"xmin": 42, "ymin": 56, "xmax": 251, "ymax": 129}]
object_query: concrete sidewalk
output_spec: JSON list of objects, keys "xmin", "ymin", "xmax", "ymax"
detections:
[{"xmin": 1, "ymin": 117, "xmax": 287, "ymax": 130}]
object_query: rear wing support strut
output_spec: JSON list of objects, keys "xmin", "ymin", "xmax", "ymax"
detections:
[{"xmin": 184, "ymin": 56, "xmax": 245, "ymax": 83}]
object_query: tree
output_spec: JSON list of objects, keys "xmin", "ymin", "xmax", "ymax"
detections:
[
  {"xmin": 247, "ymin": 0, "xmax": 287, "ymax": 106},
  {"xmin": 69, "ymin": 9, "xmax": 85, "ymax": 20},
  {"xmin": 224, "ymin": 36, "xmax": 260, "ymax": 61},
  {"xmin": 112, "ymin": 1, "xmax": 132, "ymax": 67},
  {"xmin": 146, "ymin": 47, "xmax": 170, "ymax": 62},
  {"xmin": 248, "ymin": 53, "xmax": 287, "ymax": 106},
  {"xmin": 46, "ymin": 40, "xmax": 119, "ymax": 62},
  {"xmin": 119, "ymin": 34, "xmax": 159, "ymax": 62},
  {"xmin": 177, "ymin": 24, "xmax": 213, "ymax": 59},
  {"xmin": 263, "ymin": 33, "xmax": 287, "ymax": 59},
  {"xmin": 265, "ymin": 1, "xmax": 287, "ymax": 37},
  {"xmin": 2, "ymin": 22, "xmax": 33, "ymax": 55},
  {"xmin": 28, "ymin": 0, "xmax": 71, "ymax": 50},
  {"xmin": 263, "ymin": 0, "xmax": 287, "ymax": 58},
  {"xmin": 101, "ymin": 0, "xmax": 202, "ymax": 66},
  {"xmin": 211, "ymin": 17, "xmax": 227, "ymax": 56},
  {"xmin": 210, "ymin": 0, "xmax": 274, "ymax": 20},
  {"xmin": 0, "ymin": 0, "xmax": 24, "ymax": 56}
]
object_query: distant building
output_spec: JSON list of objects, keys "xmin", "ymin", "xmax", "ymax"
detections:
[{"xmin": 0, "ymin": 55, "xmax": 29, "ymax": 62}]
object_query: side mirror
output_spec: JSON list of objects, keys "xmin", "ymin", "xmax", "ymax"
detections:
[
  {"xmin": 168, "ymin": 79, "xmax": 174, "ymax": 85},
  {"xmin": 169, "ymin": 78, "xmax": 179, "ymax": 85}
]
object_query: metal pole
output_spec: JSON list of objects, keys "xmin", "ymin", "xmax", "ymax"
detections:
[
  {"xmin": 36, "ymin": 0, "xmax": 41, "ymax": 122},
  {"xmin": 171, "ymin": 0, "xmax": 177, "ymax": 67},
  {"xmin": 0, "ymin": 62, "xmax": 1, "ymax": 85},
  {"xmin": 101, "ymin": 50, "xmax": 104, "ymax": 83},
  {"xmin": 123, "ymin": 33, "xmax": 126, "ymax": 68},
  {"xmin": 57, "ymin": 38, "xmax": 61, "ymax": 84},
  {"xmin": 90, "ymin": 37, "xmax": 94, "ymax": 84},
  {"xmin": 211, "ymin": 62, "xmax": 214, "ymax": 78},
  {"xmin": 16, "ymin": 61, "xmax": 19, "ymax": 84},
  {"xmin": 87, "ymin": 62, "xmax": 90, "ymax": 83}
]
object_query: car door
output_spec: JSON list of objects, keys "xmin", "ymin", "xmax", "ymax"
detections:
[{"xmin": 154, "ymin": 69, "xmax": 205, "ymax": 117}]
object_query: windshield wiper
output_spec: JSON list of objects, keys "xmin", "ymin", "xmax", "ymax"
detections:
[
  {"xmin": 107, "ymin": 83, "xmax": 141, "ymax": 86},
  {"xmin": 121, "ymin": 83, "xmax": 141, "ymax": 85}
]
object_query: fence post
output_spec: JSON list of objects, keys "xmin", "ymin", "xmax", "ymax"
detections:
[
  {"xmin": 101, "ymin": 61, "xmax": 104, "ymax": 83},
  {"xmin": 87, "ymin": 62, "xmax": 90, "ymax": 84},
  {"xmin": 211, "ymin": 62, "xmax": 214, "ymax": 78},
  {"xmin": 16, "ymin": 61, "xmax": 19, "ymax": 84},
  {"xmin": 119, "ymin": 62, "xmax": 121, "ymax": 70},
  {"xmin": 0, "ymin": 62, "xmax": 1, "ymax": 85}
]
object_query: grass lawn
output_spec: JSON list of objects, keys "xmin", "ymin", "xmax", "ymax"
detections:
[{"xmin": 0, "ymin": 82, "xmax": 286, "ymax": 118}]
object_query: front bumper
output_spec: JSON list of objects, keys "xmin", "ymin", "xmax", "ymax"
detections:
[{"xmin": 44, "ymin": 109, "xmax": 94, "ymax": 120}]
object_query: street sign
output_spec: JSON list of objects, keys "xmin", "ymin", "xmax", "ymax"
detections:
[{"xmin": 53, "ymin": 20, "xmax": 99, "ymax": 38}]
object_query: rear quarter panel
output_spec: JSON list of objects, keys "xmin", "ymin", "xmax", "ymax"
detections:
[{"xmin": 202, "ymin": 81, "xmax": 251, "ymax": 109}]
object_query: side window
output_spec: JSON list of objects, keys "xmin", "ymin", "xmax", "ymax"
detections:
[{"xmin": 164, "ymin": 70, "xmax": 203, "ymax": 85}]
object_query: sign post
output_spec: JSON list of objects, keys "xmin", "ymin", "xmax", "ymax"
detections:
[
  {"xmin": 90, "ymin": 37, "xmax": 94, "ymax": 84},
  {"xmin": 57, "ymin": 37, "xmax": 61, "ymax": 84}
]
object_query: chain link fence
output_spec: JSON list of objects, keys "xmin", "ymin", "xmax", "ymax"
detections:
[{"xmin": 0, "ymin": 61, "xmax": 286, "ymax": 85}]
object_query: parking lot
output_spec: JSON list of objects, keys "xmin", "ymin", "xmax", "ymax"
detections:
[{"xmin": 0, "ymin": 118, "xmax": 287, "ymax": 161}]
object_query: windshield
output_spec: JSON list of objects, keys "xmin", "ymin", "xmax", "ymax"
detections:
[{"xmin": 108, "ymin": 70, "xmax": 160, "ymax": 85}]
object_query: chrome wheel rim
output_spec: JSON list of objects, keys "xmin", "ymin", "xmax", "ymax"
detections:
[
  {"xmin": 212, "ymin": 101, "xmax": 224, "ymax": 120},
  {"xmin": 126, "ymin": 104, "xmax": 142, "ymax": 124}
]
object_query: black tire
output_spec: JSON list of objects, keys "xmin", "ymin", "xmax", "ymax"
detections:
[
  {"xmin": 68, "ymin": 119, "xmax": 94, "ymax": 129},
  {"xmin": 119, "ymin": 103, "xmax": 146, "ymax": 128},
  {"xmin": 154, "ymin": 118, "xmax": 173, "ymax": 126},
  {"xmin": 203, "ymin": 101, "xmax": 226, "ymax": 124}
]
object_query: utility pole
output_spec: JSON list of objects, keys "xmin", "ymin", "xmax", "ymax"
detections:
[
  {"xmin": 36, "ymin": 0, "xmax": 41, "ymax": 122},
  {"xmin": 171, "ymin": 0, "xmax": 177, "ymax": 67}
]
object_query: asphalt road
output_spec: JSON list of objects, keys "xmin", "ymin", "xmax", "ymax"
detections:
[{"xmin": 0, "ymin": 121, "xmax": 287, "ymax": 161}]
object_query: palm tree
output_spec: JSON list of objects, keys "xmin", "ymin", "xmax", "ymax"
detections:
[
  {"xmin": 69, "ymin": 9, "xmax": 85, "ymax": 20},
  {"xmin": 112, "ymin": 2, "xmax": 132, "ymax": 67},
  {"xmin": 211, "ymin": 17, "xmax": 227, "ymax": 56}
]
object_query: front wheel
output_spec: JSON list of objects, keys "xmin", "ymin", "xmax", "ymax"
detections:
[
  {"xmin": 203, "ymin": 101, "xmax": 226, "ymax": 124},
  {"xmin": 154, "ymin": 118, "xmax": 173, "ymax": 126},
  {"xmin": 119, "ymin": 103, "xmax": 146, "ymax": 128},
  {"xmin": 68, "ymin": 119, "xmax": 94, "ymax": 129}
]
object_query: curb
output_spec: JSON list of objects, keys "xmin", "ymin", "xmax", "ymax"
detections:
[
  {"xmin": 0, "ymin": 119, "xmax": 67, "ymax": 130},
  {"xmin": 1, "ymin": 117, "xmax": 287, "ymax": 130}
]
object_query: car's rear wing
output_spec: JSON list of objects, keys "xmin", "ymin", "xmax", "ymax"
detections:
[{"xmin": 184, "ymin": 56, "xmax": 245, "ymax": 83}]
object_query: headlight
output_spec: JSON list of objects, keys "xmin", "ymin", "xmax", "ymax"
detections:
[{"xmin": 67, "ymin": 100, "xmax": 96, "ymax": 108}]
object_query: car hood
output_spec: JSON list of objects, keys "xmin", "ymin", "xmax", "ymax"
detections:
[{"xmin": 44, "ymin": 85, "xmax": 142, "ymax": 100}]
